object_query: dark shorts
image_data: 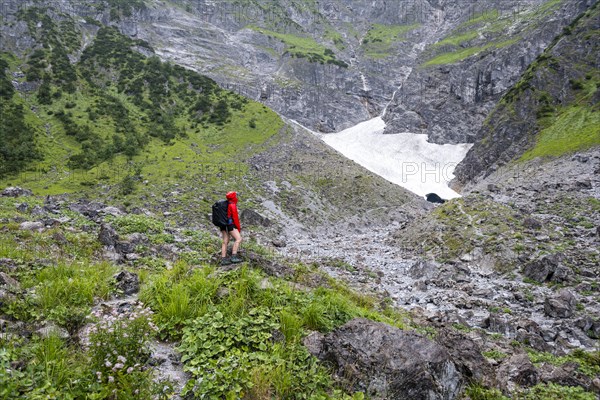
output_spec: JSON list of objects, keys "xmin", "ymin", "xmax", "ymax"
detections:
[{"xmin": 221, "ymin": 224, "xmax": 236, "ymax": 232}]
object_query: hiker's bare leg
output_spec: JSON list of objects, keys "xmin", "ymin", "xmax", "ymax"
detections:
[
  {"xmin": 221, "ymin": 230, "xmax": 230, "ymax": 257},
  {"xmin": 230, "ymin": 229, "xmax": 242, "ymax": 254}
]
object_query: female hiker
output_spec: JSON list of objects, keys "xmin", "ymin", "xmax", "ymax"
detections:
[{"xmin": 221, "ymin": 191, "xmax": 243, "ymax": 265}]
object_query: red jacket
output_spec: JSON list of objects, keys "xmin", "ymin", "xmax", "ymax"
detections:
[{"xmin": 226, "ymin": 191, "xmax": 241, "ymax": 231}]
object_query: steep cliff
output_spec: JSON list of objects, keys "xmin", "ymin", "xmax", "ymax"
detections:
[
  {"xmin": 383, "ymin": 0, "xmax": 592, "ymax": 144},
  {"xmin": 453, "ymin": 1, "xmax": 599, "ymax": 186}
]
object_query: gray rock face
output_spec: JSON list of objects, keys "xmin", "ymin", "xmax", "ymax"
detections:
[
  {"xmin": 312, "ymin": 318, "xmax": 463, "ymax": 400},
  {"xmin": 384, "ymin": 0, "xmax": 589, "ymax": 143},
  {"xmin": 544, "ymin": 289, "xmax": 577, "ymax": 319},
  {"xmin": 454, "ymin": 2, "xmax": 599, "ymax": 185}
]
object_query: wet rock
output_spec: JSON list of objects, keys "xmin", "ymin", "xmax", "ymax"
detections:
[
  {"xmin": 19, "ymin": 221, "xmax": 44, "ymax": 231},
  {"xmin": 99, "ymin": 223, "xmax": 119, "ymax": 247},
  {"xmin": 435, "ymin": 328, "xmax": 492, "ymax": 384},
  {"xmin": 575, "ymin": 316, "xmax": 600, "ymax": 339},
  {"xmin": 496, "ymin": 353, "xmax": 539, "ymax": 392},
  {"xmin": 544, "ymin": 289, "xmax": 577, "ymax": 319},
  {"xmin": 1, "ymin": 187, "xmax": 32, "ymax": 197},
  {"xmin": 241, "ymin": 209, "xmax": 271, "ymax": 227},
  {"xmin": 317, "ymin": 318, "xmax": 463, "ymax": 400},
  {"xmin": 113, "ymin": 271, "xmax": 140, "ymax": 295},
  {"xmin": 425, "ymin": 193, "xmax": 446, "ymax": 204},
  {"xmin": 522, "ymin": 254, "xmax": 564, "ymax": 283}
]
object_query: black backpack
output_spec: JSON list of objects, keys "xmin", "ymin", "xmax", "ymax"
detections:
[{"xmin": 211, "ymin": 200, "xmax": 229, "ymax": 227}]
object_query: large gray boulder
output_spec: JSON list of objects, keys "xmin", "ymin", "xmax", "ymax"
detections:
[
  {"xmin": 308, "ymin": 318, "xmax": 463, "ymax": 400},
  {"xmin": 544, "ymin": 289, "xmax": 578, "ymax": 319},
  {"xmin": 1, "ymin": 187, "xmax": 32, "ymax": 197},
  {"xmin": 522, "ymin": 254, "xmax": 566, "ymax": 283}
]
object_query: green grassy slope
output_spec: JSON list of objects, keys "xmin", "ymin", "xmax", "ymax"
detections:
[{"xmin": 0, "ymin": 6, "xmax": 283, "ymax": 198}]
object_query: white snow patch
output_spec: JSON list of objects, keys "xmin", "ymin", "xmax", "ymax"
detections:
[{"xmin": 320, "ymin": 117, "xmax": 473, "ymax": 199}]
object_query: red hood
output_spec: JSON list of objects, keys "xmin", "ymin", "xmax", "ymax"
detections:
[{"xmin": 226, "ymin": 191, "xmax": 238, "ymax": 204}]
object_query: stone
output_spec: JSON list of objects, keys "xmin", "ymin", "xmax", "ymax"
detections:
[
  {"xmin": 575, "ymin": 316, "xmax": 600, "ymax": 339},
  {"xmin": 544, "ymin": 289, "xmax": 577, "ymax": 319},
  {"xmin": 408, "ymin": 260, "xmax": 440, "ymax": 279},
  {"xmin": 1, "ymin": 187, "xmax": 32, "ymax": 197},
  {"xmin": 574, "ymin": 179, "xmax": 592, "ymax": 190},
  {"xmin": 19, "ymin": 221, "xmax": 43, "ymax": 231},
  {"xmin": 0, "ymin": 272, "xmax": 20, "ymax": 289},
  {"xmin": 241, "ymin": 209, "xmax": 271, "ymax": 227},
  {"xmin": 523, "ymin": 218, "xmax": 542, "ymax": 230},
  {"xmin": 0, "ymin": 258, "xmax": 17, "ymax": 269},
  {"xmin": 37, "ymin": 323, "xmax": 69, "ymax": 340},
  {"xmin": 483, "ymin": 313, "xmax": 516, "ymax": 338},
  {"xmin": 68, "ymin": 201, "xmax": 105, "ymax": 219},
  {"xmin": 315, "ymin": 318, "xmax": 463, "ymax": 400},
  {"xmin": 98, "ymin": 223, "xmax": 119, "ymax": 247},
  {"xmin": 113, "ymin": 271, "xmax": 140, "ymax": 295},
  {"xmin": 271, "ymin": 239, "xmax": 287, "ymax": 248},
  {"xmin": 435, "ymin": 328, "xmax": 492, "ymax": 384},
  {"xmin": 522, "ymin": 254, "xmax": 564, "ymax": 283},
  {"xmin": 116, "ymin": 241, "xmax": 136, "ymax": 255},
  {"xmin": 302, "ymin": 331, "xmax": 325, "ymax": 356},
  {"xmin": 496, "ymin": 354, "xmax": 539, "ymax": 392},
  {"xmin": 16, "ymin": 203, "xmax": 28, "ymax": 213},
  {"xmin": 101, "ymin": 206, "xmax": 124, "ymax": 217},
  {"xmin": 487, "ymin": 184, "xmax": 500, "ymax": 193}
]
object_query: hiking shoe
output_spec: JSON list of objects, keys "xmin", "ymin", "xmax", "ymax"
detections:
[
  {"xmin": 230, "ymin": 255, "xmax": 243, "ymax": 264},
  {"xmin": 221, "ymin": 257, "xmax": 232, "ymax": 266}
]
